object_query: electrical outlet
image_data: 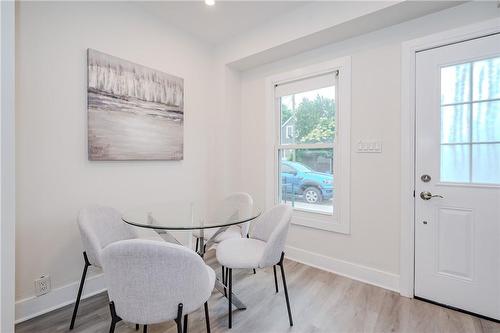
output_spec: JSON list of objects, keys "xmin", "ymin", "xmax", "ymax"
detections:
[{"xmin": 35, "ymin": 275, "xmax": 51, "ymax": 296}]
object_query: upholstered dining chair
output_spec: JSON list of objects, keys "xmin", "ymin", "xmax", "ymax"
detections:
[
  {"xmin": 193, "ymin": 192, "xmax": 253, "ymax": 252},
  {"xmin": 216, "ymin": 204, "xmax": 293, "ymax": 329},
  {"xmin": 70, "ymin": 205, "xmax": 164, "ymax": 330},
  {"xmin": 101, "ymin": 239, "xmax": 215, "ymax": 333}
]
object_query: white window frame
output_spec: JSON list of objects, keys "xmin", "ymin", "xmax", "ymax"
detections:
[{"xmin": 266, "ymin": 57, "xmax": 351, "ymax": 234}]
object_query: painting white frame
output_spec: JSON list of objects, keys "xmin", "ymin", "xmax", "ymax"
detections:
[
  {"xmin": 400, "ymin": 17, "xmax": 500, "ymax": 298},
  {"xmin": 265, "ymin": 57, "xmax": 351, "ymax": 234}
]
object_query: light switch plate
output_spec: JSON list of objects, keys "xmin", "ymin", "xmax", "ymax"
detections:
[{"xmin": 357, "ymin": 140, "xmax": 382, "ymax": 153}]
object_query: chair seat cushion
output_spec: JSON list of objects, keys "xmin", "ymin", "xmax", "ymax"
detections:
[
  {"xmin": 206, "ymin": 265, "xmax": 216, "ymax": 290},
  {"xmin": 216, "ymin": 238, "xmax": 267, "ymax": 269},
  {"xmin": 193, "ymin": 226, "xmax": 242, "ymax": 243}
]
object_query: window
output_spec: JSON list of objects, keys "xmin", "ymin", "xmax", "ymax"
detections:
[
  {"xmin": 277, "ymin": 78, "xmax": 335, "ymax": 215},
  {"xmin": 440, "ymin": 56, "xmax": 500, "ymax": 184},
  {"xmin": 270, "ymin": 57, "xmax": 351, "ymax": 233}
]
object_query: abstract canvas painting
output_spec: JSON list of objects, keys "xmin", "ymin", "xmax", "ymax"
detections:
[{"xmin": 87, "ymin": 49, "xmax": 184, "ymax": 160}]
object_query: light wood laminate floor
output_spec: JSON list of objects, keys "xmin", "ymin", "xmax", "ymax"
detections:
[{"xmin": 16, "ymin": 253, "xmax": 500, "ymax": 333}]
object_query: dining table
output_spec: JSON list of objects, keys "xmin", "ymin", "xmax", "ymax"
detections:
[{"xmin": 122, "ymin": 201, "xmax": 262, "ymax": 310}]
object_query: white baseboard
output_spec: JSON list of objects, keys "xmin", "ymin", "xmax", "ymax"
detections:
[
  {"xmin": 15, "ymin": 272, "xmax": 107, "ymax": 324},
  {"xmin": 285, "ymin": 245, "xmax": 400, "ymax": 292}
]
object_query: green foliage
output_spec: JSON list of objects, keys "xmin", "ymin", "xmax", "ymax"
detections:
[
  {"xmin": 300, "ymin": 117, "xmax": 335, "ymax": 143},
  {"xmin": 281, "ymin": 103, "xmax": 293, "ymax": 125},
  {"xmin": 294, "ymin": 95, "xmax": 335, "ymax": 143}
]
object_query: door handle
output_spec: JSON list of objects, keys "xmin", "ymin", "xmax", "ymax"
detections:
[{"xmin": 420, "ymin": 191, "xmax": 444, "ymax": 200}]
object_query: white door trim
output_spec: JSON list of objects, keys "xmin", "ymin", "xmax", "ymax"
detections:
[
  {"xmin": 1, "ymin": 1, "xmax": 16, "ymax": 332},
  {"xmin": 400, "ymin": 17, "xmax": 500, "ymax": 298}
]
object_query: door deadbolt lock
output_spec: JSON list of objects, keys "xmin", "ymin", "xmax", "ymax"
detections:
[
  {"xmin": 421, "ymin": 174, "xmax": 431, "ymax": 182},
  {"xmin": 420, "ymin": 191, "xmax": 444, "ymax": 200}
]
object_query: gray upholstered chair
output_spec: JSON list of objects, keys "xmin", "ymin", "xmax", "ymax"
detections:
[
  {"xmin": 216, "ymin": 204, "xmax": 293, "ymax": 328},
  {"xmin": 193, "ymin": 192, "xmax": 253, "ymax": 252},
  {"xmin": 70, "ymin": 205, "xmax": 164, "ymax": 330},
  {"xmin": 101, "ymin": 239, "xmax": 215, "ymax": 333}
]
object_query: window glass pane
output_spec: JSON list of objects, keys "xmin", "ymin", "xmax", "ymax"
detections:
[
  {"xmin": 279, "ymin": 148, "xmax": 334, "ymax": 215},
  {"xmin": 472, "ymin": 144, "xmax": 500, "ymax": 184},
  {"xmin": 441, "ymin": 63, "xmax": 471, "ymax": 105},
  {"xmin": 472, "ymin": 101, "xmax": 500, "ymax": 143},
  {"xmin": 441, "ymin": 104, "xmax": 470, "ymax": 144},
  {"xmin": 473, "ymin": 57, "xmax": 500, "ymax": 101},
  {"xmin": 280, "ymin": 86, "xmax": 335, "ymax": 145},
  {"xmin": 440, "ymin": 144, "xmax": 470, "ymax": 182}
]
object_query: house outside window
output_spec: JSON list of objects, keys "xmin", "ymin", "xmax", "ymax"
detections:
[{"xmin": 285, "ymin": 125, "xmax": 294, "ymax": 139}]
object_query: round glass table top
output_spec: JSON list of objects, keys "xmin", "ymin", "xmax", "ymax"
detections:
[{"xmin": 122, "ymin": 202, "xmax": 261, "ymax": 230}]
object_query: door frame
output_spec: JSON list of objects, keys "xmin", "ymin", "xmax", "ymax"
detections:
[
  {"xmin": 400, "ymin": 17, "xmax": 500, "ymax": 298},
  {"xmin": 1, "ymin": 1, "xmax": 16, "ymax": 332}
]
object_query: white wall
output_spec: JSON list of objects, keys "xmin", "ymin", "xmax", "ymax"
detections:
[
  {"xmin": 15, "ymin": 0, "xmax": 215, "ymax": 314},
  {"xmin": 216, "ymin": 1, "xmax": 398, "ymax": 65},
  {"xmin": 1, "ymin": 1, "xmax": 16, "ymax": 330},
  {"xmin": 236, "ymin": 2, "xmax": 500, "ymax": 289},
  {"xmin": 206, "ymin": 63, "xmax": 242, "ymax": 204}
]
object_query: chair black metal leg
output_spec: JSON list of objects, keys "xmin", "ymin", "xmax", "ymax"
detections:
[
  {"xmin": 136, "ymin": 323, "xmax": 139, "ymax": 330},
  {"xmin": 278, "ymin": 253, "xmax": 293, "ymax": 326},
  {"xmin": 222, "ymin": 266, "xmax": 227, "ymax": 297},
  {"xmin": 175, "ymin": 303, "xmax": 184, "ymax": 333},
  {"xmin": 195, "ymin": 238, "xmax": 199, "ymax": 252},
  {"xmin": 108, "ymin": 301, "xmax": 122, "ymax": 333},
  {"xmin": 143, "ymin": 325, "xmax": 148, "ymax": 333},
  {"xmin": 228, "ymin": 268, "xmax": 233, "ymax": 329},
  {"xmin": 183, "ymin": 314, "xmax": 188, "ymax": 333},
  {"xmin": 247, "ymin": 234, "xmax": 256, "ymax": 275},
  {"xmin": 70, "ymin": 252, "xmax": 90, "ymax": 330},
  {"xmin": 273, "ymin": 265, "xmax": 279, "ymax": 293},
  {"xmin": 204, "ymin": 302, "xmax": 211, "ymax": 333}
]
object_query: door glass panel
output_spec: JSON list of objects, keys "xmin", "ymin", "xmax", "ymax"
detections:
[
  {"xmin": 472, "ymin": 144, "xmax": 500, "ymax": 184},
  {"xmin": 441, "ymin": 63, "xmax": 471, "ymax": 105},
  {"xmin": 440, "ymin": 56, "xmax": 500, "ymax": 184},
  {"xmin": 473, "ymin": 57, "xmax": 500, "ymax": 100},
  {"xmin": 441, "ymin": 104, "xmax": 470, "ymax": 144},
  {"xmin": 472, "ymin": 101, "xmax": 500, "ymax": 143},
  {"xmin": 441, "ymin": 145, "xmax": 470, "ymax": 183}
]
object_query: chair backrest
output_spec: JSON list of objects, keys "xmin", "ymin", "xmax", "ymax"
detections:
[
  {"xmin": 217, "ymin": 192, "xmax": 253, "ymax": 237},
  {"xmin": 77, "ymin": 205, "xmax": 137, "ymax": 267},
  {"xmin": 252, "ymin": 204, "xmax": 293, "ymax": 267},
  {"xmin": 101, "ymin": 239, "xmax": 213, "ymax": 325}
]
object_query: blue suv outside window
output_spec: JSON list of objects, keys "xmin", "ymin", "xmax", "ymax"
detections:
[{"xmin": 281, "ymin": 161, "xmax": 334, "ymax": 204}]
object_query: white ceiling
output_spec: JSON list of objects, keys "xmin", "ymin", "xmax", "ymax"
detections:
[{"xmin": 138, "ymin": 1, "xmax": 308, "ymax": 45}]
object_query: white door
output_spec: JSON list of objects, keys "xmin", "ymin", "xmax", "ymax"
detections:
[{"xmin": 415, "ymin": 33, "xmax": 500, "ymax": 320}]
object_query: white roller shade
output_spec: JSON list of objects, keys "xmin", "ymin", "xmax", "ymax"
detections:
[{"xmin": 275, "ymin": 72, "xmax": 336, "ymax": 97}]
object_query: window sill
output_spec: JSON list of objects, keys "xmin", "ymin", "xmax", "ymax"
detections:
[{"xmin": 291, "ymin": 210, "xmax": 350, "ymax": 234}]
